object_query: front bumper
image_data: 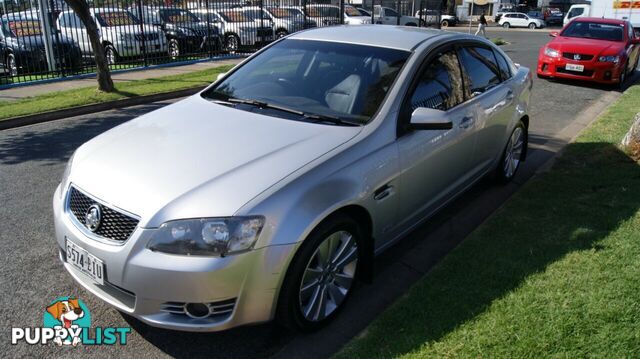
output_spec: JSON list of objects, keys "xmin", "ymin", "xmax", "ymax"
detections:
[
  {"xmin": 53, "ymin": 183, "xmax": 298, "ymax": 332},
  {"xmin": 537, "ymin": 52, "xmax": 624, "ymax": 84}
]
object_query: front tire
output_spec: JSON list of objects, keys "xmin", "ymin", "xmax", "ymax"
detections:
[
  {"xmin": 496, "ymin": 121, "xmax": 527, "ymax": 183},
  {"xmin": 224, "ymin": 34, "xmax": 240, "ymax": 53},
  {"xmin": 168, "ymin": 39, "xmax": 180, "ymax": 58},
  {"xmin": 618, "ymin": 64, "xmax": 628, "ymax": 90},
  {"xmin": 528, "ymin": 23, "xmax": 537, "ymax": 29},
  {"xmin": 502, "ymin": 22, "xmax": 510, "ymax": 28},
  {"xmin": 277, "ymin": 215, "xmax": 361, "ymax": 332},
  {"xmin": 441, "ymin": 19, "xmax": 449, "ymax": 27},
  {"xmin": 276, "ymin": 29, "xmax": 288, "ymax": 39},
  {"xmin": 104, "ymin": 45, "xmax": 118, "ymax": 65}
]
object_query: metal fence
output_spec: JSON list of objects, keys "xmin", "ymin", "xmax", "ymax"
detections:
[{"xmin": 0, "ymin": 0, "xmax": 449, "ymax": 87}]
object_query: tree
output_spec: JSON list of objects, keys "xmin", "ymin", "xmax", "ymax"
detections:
[{"xmin": 63, "ymin": 0, "xmax": 114, "ymax": 92}]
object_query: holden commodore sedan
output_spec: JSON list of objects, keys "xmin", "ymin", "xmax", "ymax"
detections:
[
  {"xmin": 53, "ymin": 25, "xmax": 531, "ymax": 332},
  {"xmin": 537, "ymin": 17, "xmax": 640, "ymax": 87}
]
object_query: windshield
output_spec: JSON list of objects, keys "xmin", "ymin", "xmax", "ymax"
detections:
[
  {"xmin": 306, "ymin": 6, "xmax": 340, "ymax": 17},
  {"xmin": 159, "ymin": 9, "xmax": 200, "ymax": 23},
  {"xmin": 267, "ymin": 8, "xmax": 294, "ymax": 18},
  {"xmin": 218, "ymin": 11, "xmax": 252, "ymax": 22},
  {"xmin": 202, "ymin": 39, "xmax": 410, "ymax": 124},
  {"xmin": 561, "ymin": 21, "xmax": 624, "ymax": 42},
  {"xmin": 3, "ymin": 20, "xmax": 42, "ymax": 36},
  {"xmin": 96, "ymin": 11, "xmax": 140, "ymax": 26}
]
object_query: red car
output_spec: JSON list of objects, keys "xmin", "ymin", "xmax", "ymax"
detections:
[{"xmin": 537, "ymin": 17, "xmax": 640, "ymax": 87}]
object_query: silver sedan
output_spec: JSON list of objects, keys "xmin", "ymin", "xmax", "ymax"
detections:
[{"xmin": 53, "ymin": 25, "xmax": 531, "ymax": 332}]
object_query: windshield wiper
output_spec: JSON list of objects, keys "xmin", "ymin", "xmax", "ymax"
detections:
[{"xmin": 227, "ymin": 97, "xmax": 361, "ymax": 127}]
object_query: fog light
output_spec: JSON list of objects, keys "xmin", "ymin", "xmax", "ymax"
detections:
[
  {"xmin": 604, "ymin": 71, "xmax": 612, "ymax": 80},
  {"xmin": 185, "ymin": 303, "xmax": 210, "ymax": 318}
]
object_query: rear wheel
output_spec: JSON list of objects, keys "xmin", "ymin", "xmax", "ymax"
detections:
[
  {"xmin": 441, "ymin": 19, "xmax": 449, "ymax": 27},
  {"xmin": 6, "ymin": 53, "xmax": 17, "ymax": 76},
  {"xmin": 225, "ymin": 34, "xmax": 240, "ymax": 53},
  {"xmin": 276, "ymin": 29, "xmax": 288, "ymax": 38},
  {"xmin": 277, "ymin": 215, "xmax": 361, "ymax": 332},
  {"xmin": 502, "ymin": 22, "xmax": 510, "ymax": 28},
  {"xmin": 528, "ymin": 22, "xmax": 536, "ymax": 29},
  {"xmin": 496, "ymin": 121, "xmax": 526, "ymax": 183}
]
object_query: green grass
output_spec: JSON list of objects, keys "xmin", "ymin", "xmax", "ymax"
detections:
[
  {"xmin": 337, "ymin": 84, "xmax": 640, "ymax": 358},
  {"xmin": 0, "ymin": 64, "xmax": 234, "ymax": 121},
  {"xmin": 491, "ymin": 37, "xmax": 508, "ymax": 46}
]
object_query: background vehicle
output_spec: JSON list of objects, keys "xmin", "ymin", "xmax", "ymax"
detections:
[
  {"xmin": 499, "ymin": 12, "xmax": 546, "ymax": 29},
  {"xmin": 1, "ymin": 12, "xmax": 81, "ymax": 76},
  {"xmin": 564, "ymin": 0, "xmax": 640, "ymax": 28},
  {"xmin": 545, "ymin": 12, "xmax": 564, "ymax": 26},
  {"xmin": 54, "ymin": 26, "xmax": 531, "ymax": 333},
  {"xmin": 129, "ymin": 6, "xmax": 221, "ymax": 58},
  {"xmin": 414, "ymin": 9, "xmax": 458, "ymax": 27},
  {"xmin": 191, "ymin": 9, "xmax": 269, "ymax": 52},
  {"xmin": 343, "ymin": 5, "xmax": 373, "ymax": 24},
  {"xmin": 56, "ymin": 7, "xmax": 167, "ymax": 64},
  {"xmin": 537, "ymin": 18, "xmax": 640, "ymax": 87},
  {"xmin": 374, "ymin": 5, "xmax": 419, "ymax": 26},
  {"xmin": 302, "ymin": 4, "xmax": 341, "ymax": 26},
  {"xmin": 262, "ymin": 7, "xmax": 316, "ymax": 38}
]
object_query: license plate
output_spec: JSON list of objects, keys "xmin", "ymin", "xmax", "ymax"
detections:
[
  {"xmin": 66, "ymin": 239, "xmax": 104, "ymax": 285},
  {"xmin": 565, "ymin": 64, "xmax": 584, "ymax": 72}
]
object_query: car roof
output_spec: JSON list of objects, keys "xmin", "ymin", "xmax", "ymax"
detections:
[
  {"xmin": 571, "ymin": 17, "xmax": 627, "ymax": 25},
  {"xmin": 288, "ymin": 25, "xmax": 453, "ymax": 51}
]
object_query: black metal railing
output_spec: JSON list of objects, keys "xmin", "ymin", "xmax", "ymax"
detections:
[{"xmin": 0, "ymin": 0, "xmax": 450, "ymax": 87}]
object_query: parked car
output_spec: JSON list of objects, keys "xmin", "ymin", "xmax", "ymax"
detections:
[
  {"xmin": 374, "ymin": 5, "xmax": 420, "ymax": 26},
  {"xmin": 499, "ymin": 12, "xmax": 546, "ymax": 29},
  {"xmin": 1, "ymin": 12, "xmax": 81, "ymax": 76},
  {"xmin": 356, "ymin": 7, "xmax": 371, "ymax": 17},
  {"xmin": 527, "ymin": 10, "xmax": 544, "ymax": 20},
  {"xmin": 237, "ymin": 7, "xmax": 277, "ymax": 40},
  {"xmin": 56, "ymin": 7, "xmax": 167, "ymax": 64},
  {"xmin": 414, "ymin": 9, "xmax": 458, "ymax": 27},
  {"xmin": 537, "ymin": 17, "xmax": 640, "ymax": 87},
  {"xmin": 129, "ymin": 6, "xmax": 221, "ymax": 58},
  {"xmin": 191, "ymin": 9, "xmax": 271, "ymax": 52},
  {"xmin": 54, "ymin": 25, "xmax": 531, "ymax": 332},
  {"xmin": 263, "ymin": 7, "xmax": 316, "ymax": 38},
  {"xmin": 302, "ymin": 4, "xmax": 341, "ymax": 26},
  {"xmin": 545, "ymin": 12, "xmax": 564, "ymax": 26}
]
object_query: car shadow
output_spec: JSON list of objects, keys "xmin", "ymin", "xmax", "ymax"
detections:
[{"xmin": 0, "ymin": 102, "xmax": 167, "ymax": 165}]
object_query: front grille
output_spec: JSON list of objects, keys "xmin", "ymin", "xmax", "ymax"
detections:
[
  {"xmin": 562, "ymin": 52, "xmax": 594, "ymax": 61},
  {"xmin": 161, "ymin": 298, "xmax": 237, "ymax": 317},
  {"xmin": 557, "ymin": 67, "xmax": 594, "ymax": 77},
  {"xmin": 68, "ymin": 186, "xmax": 139, "ymax": 242}
]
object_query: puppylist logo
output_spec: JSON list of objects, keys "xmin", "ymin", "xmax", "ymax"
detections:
[{"xmin": 11, "ymin": 296, "xmax": 131, "ymax": 346}]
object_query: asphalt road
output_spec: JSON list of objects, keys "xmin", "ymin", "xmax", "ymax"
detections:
[{"xmin": 1, "ymin": 29, "xmax": 635, "ymax": 358}]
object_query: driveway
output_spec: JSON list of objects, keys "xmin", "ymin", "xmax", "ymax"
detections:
[{"xmin": 0, "ymin": 29, "xmax": 633, "ymax": 358}]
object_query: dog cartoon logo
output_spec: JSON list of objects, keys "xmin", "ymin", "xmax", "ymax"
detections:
[{"xmin": 43, "ymin": 297, "xmax": 91, "ymax": 346}]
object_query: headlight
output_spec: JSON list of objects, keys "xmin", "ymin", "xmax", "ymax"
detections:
[
  {"xmin": 598, "ymin": 55, "xmax": 620, "ymax": 63},
  {"xmin": 147, "ymin": 216, "xmax": 264, "ymax": 256},
  {"xmin": 544, "ymin": 47, "xmax": 560, "ymax": 58},
  {"xmin": 60, "ymin": 152, "xmax": 75, "ymax": 198}
]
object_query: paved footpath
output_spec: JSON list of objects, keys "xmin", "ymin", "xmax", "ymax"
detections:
[{"xmin": 0, "ymin": 58, "xmax": 243, "ymax": 101}]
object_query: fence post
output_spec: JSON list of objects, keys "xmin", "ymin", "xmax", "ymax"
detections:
[
  {"xmin": 371, "ymin": 0, "xmax": 374, "ymax": 24},
  {"xmin": 205, "ymin": 0, "xmax": 213, "ymax": 58},
  {"xmin": 136, "ymin": 0, "xmax": 148, "ymax": 67},
  {"xmin": 36, "ymin": 0, "xmax": 55, "ymax": 72},
  {"xmin": 339, "ymin": 0, "xmax": 344, "ymax": 24}
]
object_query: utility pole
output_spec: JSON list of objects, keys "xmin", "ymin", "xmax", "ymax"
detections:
[{"xmin": 37, "ymin": 0, "xmax": 55, "ymax": 72}]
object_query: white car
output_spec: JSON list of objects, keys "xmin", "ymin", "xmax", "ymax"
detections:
[
  {"xmin": 374, "ymin": 5, "xmax": 420, "ymax": 26},
  {"xmin": 498, "ymin": 12, "xmax": 546, "ymax": 29},
  {"xmin": 414, "ymin": 9, "xmax": 458, "ymax": 27},
  {"xmin": 191, "ymin": 8, "xmax": 273, "ymax": 52},
  {"xmin": 56, "ymin": 7, "xmax": 167, "ymax": 64},
  {"xmin": 266, "ymin": 7, "xmax": 317, "ymax": 37}
]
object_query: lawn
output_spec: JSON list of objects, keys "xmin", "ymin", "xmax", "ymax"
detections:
[
  {"xmin": 0, "ymin": 64, "xmax": 234, "ymax": 121},
  {"xmin": 336, "ymin": 84, "xmax": 640, "ymax": 358}
]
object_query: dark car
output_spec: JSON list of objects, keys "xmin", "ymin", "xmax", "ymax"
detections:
[
  {"xmin": 130, "ymin": 6, "xmax": 221, "ymax": 57},
  {"xmin": 545, "ymin": 12, "xmax": 564, "ymax": 26},
  {"xmin": 1, "ymin": 12, "xmax": 81, "ymax": 76}
]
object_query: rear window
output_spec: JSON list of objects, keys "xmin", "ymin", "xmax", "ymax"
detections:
[{"xmin": 5, "ymin": 20, "xmax": 42, "ymax": 36}]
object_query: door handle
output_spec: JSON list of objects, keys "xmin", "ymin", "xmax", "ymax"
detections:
[
  {"xmin": 373, "ymin": 184, "xmax": 394, "ymax": 201},
  {"xmin": 459, "ymin": 116, "xmax": 475, "ymax": 129},
  {"xmin": 506, "ymin": 90, "xmax": 514, "ymax": 101}
]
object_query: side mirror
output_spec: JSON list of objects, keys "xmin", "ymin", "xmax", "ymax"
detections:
[
  {"xmin": 549, "ymin": 31, "xmax": 559, "ymax": 37},
  {"xmin": 408, "ymin": 107, "xmax": 453, "ymax": 130},
  {"xmin": 216, "ymin": 72, "xmax": 227, "ymax": 81}
]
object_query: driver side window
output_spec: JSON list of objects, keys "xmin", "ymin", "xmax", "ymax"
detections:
[{"xmin": 409, "ymin": 50, "xmax": 464, "ymax": 111}]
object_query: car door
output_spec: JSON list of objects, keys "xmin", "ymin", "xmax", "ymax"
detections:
[
  {"xmin": 457, "ymin": 45, "xmax": 515, "ymax": 171},
  {"xmin": 395, "ymin": 47, "xmax": 478, "ymax": 227}
]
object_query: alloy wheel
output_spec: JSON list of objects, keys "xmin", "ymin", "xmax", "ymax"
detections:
[
  {"xmin": 169, "ymin": 40, "xmax": 180, "ymax": 58},
  {"xmin": 299, "ymin": 230, "xmax": 357, "ymax": 322},
  {"xmin": 226, "ymin": 35, "xmax": 239, "ymax": 52},
  {"xmin": 105, "ymin": 47, "xmax": 116, "ymax": 65},
  {"xmin": 7, "ymin": 55, "xmax": 17, "ymax": 77},
  {"xmin": 503, "ymin": 126, "xmax": 524, "ymax": 179}
]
